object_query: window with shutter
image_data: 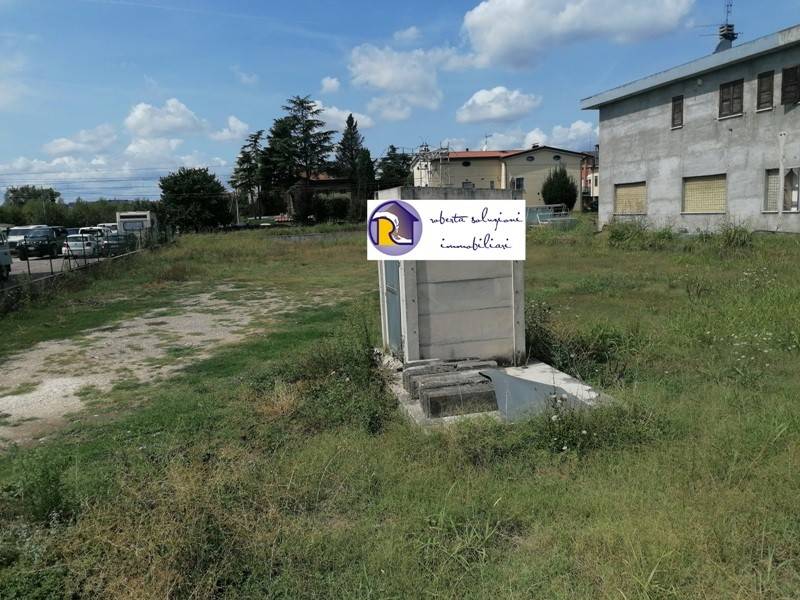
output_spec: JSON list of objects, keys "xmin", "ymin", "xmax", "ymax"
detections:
[
  {"xmin": 683, "ymin": 175, "xmax": 727, "ymax": 213},
  {"xmin": 614, "ymin": 182, "xmax": 646, "ymax": 215},
  {"xmin": 719, "ymin": 80, "xmax": 744, "ymax": 117},
  {"xmin": 757, "ymin": 71, "xmax": 774, "ymax": 110},
  {"xmin": 782, "ymin": 65, "xmax": 800, "ymax": 105},
  {"xmin": 671, "ymin": 95, "xmax": 684, "ymax": 128}
]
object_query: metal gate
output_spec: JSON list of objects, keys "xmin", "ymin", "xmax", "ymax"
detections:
[{"xmin": 384, "ymin": 260, "xmax": 402, "ymax": 355}]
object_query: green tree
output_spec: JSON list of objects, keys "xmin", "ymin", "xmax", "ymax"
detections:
[
  {"xmin": 376, "ymin": 145, "xmax": 412, "ymax": 190},
  {"xmin": 352, "ymin": 148, "xmax": 375, "ymax": 221},
  {"xmin": 230, "ymin": 130, "xmax": 264, "ymax": 220},
  {"xmin": 3, "ymin": 185, "xmax": 61, "ymax": 207},
  {"xmin": 160, "ymin": 167, "xmax": 232, "ymax": 231},
  {"xmin": 334, "ymin": 114, "xmax": 363, "ymax": 181},
  {"xmin": 283, "ymin": 96, "xmax": 334, "ymax": 181},
  {"xmin": 541, "ymin": 165, "xmax": 579, "ymax": 211},
  {"xmin": 258, "ymin": 116, "xmax": 298, "ymax": 214},
  {"xmin": 281, "ymin": 96, "xmax": 334, "ymax": 220}
]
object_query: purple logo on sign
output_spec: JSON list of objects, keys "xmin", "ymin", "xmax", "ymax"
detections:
[{"xmin": 368, "ymin": 200, "xmax": 422, "ymax": 257}]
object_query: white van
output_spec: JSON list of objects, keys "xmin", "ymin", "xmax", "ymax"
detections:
[
  {"xmin": 0, "ymin": 231, "xmax": 11, "ymax": 280},
  {"xmin": 7, "ymin": 224, "xmax": 48, "ymax": 256},
  {"xmin": 97, "ymin": 222, "xmax": 118, "ymax": 233}
]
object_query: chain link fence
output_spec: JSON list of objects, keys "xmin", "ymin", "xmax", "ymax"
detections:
[{"xmin": 0, "ymin": 227, "xmax": 176, "ymax": 314}]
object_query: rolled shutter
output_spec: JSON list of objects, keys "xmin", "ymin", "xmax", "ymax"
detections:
[
  {"xmin": 614, "ymin": 182, "xmax": 646, "ymax": 214},
  {"xmin": 683, "ymin": 175, "xmax": 727, "ymax": 213}
]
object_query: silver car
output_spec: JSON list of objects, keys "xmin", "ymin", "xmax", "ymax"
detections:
[{"xmin": 63, "ymin": 234, "xmax": 100, "ymax": 257}]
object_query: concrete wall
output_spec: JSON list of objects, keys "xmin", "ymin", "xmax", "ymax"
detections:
[
  {"xmin": 375, "ymin": 186, "xmax": 525, "ymax": 364},
  {"xmin": 597, "ymin": 45, "xmax": 800, "ymax": 232},
  {"xmin": 504, "ymin": 149, "xmax": 582, "ymax": 207}
]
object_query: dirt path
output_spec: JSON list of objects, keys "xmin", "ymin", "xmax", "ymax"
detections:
[{"xmin": 0, "ymin": 285, "xmax": 320, "ymax": 448}]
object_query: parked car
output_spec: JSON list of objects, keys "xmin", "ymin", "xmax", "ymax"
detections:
[
  {"xmin": 97, "ymin": 222, "xmax": 118, "ymax": 233},
  {"xmin": 17, "ymin": 227, "xmax": 64, "ymax": 260},
  {"xmin": 7, "ymin": 225, "xmax": 49, "ymax": 256},
  {"xmin": 78, "ymin": 226, "xmax": 113, "ymax": 244},
  {"xmin": 0, "ymin": 231, "xmax": 11, "ymax": 281},
  {"xmin": 63, "ymin": 234, "xmax": 100, "ymax": 258},
  {"xmin": 101, "ymin": 233, "xmax": 135, "ymax": 256}
]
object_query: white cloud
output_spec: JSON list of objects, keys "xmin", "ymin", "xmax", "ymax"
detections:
[
  {"xmin": 456, "ymin": 86, "xmax": 541, "ymax": 123},
  {"xmin": 482, "ymin": 131, "xmax": 525, "ymax": 151},
  {"xmin": 548, "ymin": 120, "xmax": 598, "ymax": 150},
  {"xmin": 349, "ymin": 43, "xmax": 470, "ymax": 120},
  {"xmin": 393, "ymin": 26, "xmax": 421, "ymax": 43},
  {"xmin": 320, "ymin": 76, "xmax": 340, "ymax": 94},
  {"xmin": 523, "ymin": 128, "xmax": 548, "ymax": 148},
  {"xmin": 43, "ymin": 124, "xmax": 117, "ymax": 156},
  {"xmin": 209, "ymin": 115, "xmax": 250, "ymax": 142},
  {"xmin": 124, "ymin": 98, "xmax": 205, "ymax": 138},
  {"xmin": 478, "ymin": 120, "xmax": 598, "ymax": 152},
  {"xmin": 125, "ymin": 137, "xmax": 183, "ymax": 160},
  {"xmin": 367, "ymin": 96, "xmax": 411, "ymax": 121},
  {"xmin": 463, "ymin": 0, "xmax": 694, "ymax": 68},
  {"xmin": 313, "ymin": 101, "xmax": 374, "ymax": 130},
  {"xmin": 231, "ymin": 65, "xmax": 258, "ymax": 85}
]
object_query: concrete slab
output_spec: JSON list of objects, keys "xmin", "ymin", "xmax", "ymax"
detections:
[{"xmin": 481, "ymin": 361, "xmax": 611, "ymax": 422}]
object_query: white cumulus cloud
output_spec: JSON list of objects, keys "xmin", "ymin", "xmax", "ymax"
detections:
[
  {"xmin": 320, "ymin": 76, "xmax": 340, "ymax": 94},
  {"xmin": 349, "ymin": 44, "xmax": 470, "ymax": 120},
  {"xmin": 456, "ymin": 86, "xmax": 542, "ymax": 123},
  {"xmin": 210, "ymin": 115, "xmax": 250, "ymax": 142},
  {"xmin": 43, "ymin": 124, "xmax": 117, "ymax": 156},
  {"xmin": 313, "ymin": 101, "xmax": 374, "ymax": 130},
  {"xmin": 393, "ymin": 26, "xmax": 421, "ymax": 43},
  {"xmin": 548, "ymin": 120, "xmax": 599, "ymax": 149},
  {"xmin": 124, "ymin": 98, "xmax": 205, "ymax": 138},
  {"xmin": 463, "ymin": 0, "xmax": 695, "ymax": 68},
  {"xmin": 124, "ymin": 137, "xmax": 184, "ymax": 160}
]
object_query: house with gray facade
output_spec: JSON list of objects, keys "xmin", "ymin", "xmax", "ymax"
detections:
[{"xmin": 582, "ymin": 24, "xmax": 800, "ymax": 232}]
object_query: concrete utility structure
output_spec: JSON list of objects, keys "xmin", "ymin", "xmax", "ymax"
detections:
[
  {"xmin": 376, "ymin": 187, "xmax": 525, "ymax": 365},
  {"xmin": 582, "ymin": 23, "xmax": 800, "ymax": 232},
  {"xmin": 411, "ymin": 145, "xmax": 587, "ymax": 210}
]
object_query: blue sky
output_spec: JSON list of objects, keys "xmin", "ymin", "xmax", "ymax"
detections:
[{"xmin": 1, "ymin": 0, "xmax": 798, "ymax": 200}]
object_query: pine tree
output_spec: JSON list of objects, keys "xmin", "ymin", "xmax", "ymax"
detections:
[
  {"xmin": 334, "ymin": 114, "xmax": 363, "ymax": 181},
  {"xmin": 283, "ymin": 96, "xmax": 334, "ymax": 183},
  {"xmin": 376, "ymin": 145, "xmax": 412, "ymax": 189}
]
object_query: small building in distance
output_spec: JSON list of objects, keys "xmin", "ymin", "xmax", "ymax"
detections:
[
  {"xmin": 582, "ymin": 23, "xmax": 800, "ymax": 232},
  {"xmin": 411, "ymin": 144, "xmax": 589, "ymax": 210}
]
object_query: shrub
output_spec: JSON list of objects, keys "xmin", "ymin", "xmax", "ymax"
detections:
[
  {"xmin": 717, "ymin": 220, "xmax": 753, "ymax": 252},
  {"xmin": 541, "ymin": 165, "xmax": 579, "ymax": 210},
  {"xmin": 606, "ymin": 219, "xmax": 650, "ymax": 249}
]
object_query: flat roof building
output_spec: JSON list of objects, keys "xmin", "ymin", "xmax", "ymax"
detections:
[{"xmin": 582, "ymin": 24, "xmax": 800, "ymax": 232}]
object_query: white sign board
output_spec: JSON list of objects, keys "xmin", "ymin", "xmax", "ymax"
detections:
[{"xmin": 367, "ymin": 199, "xmax": 526, "ymax": 261}]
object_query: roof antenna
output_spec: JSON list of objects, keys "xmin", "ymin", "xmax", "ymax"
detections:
[
  {"xmin": 481, "ymin": 134, "xmax": 489, "ymax": 151},
  {"xmin": 714, "ymin": 1, "xmax": 738, "ymax": 53}
]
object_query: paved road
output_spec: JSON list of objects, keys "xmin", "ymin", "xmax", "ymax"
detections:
[{"xmin": 6, "ymin": 255, "xmax": 102, "ymax": 285}]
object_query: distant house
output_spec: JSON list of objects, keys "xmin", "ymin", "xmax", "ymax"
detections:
[
  {"xmin": 411, "ymin": 145, "xmax": 589, "ymax": 210},
  {"xmin": 582, "ymin": 23, "xmax": 800, "ymax": 232}
]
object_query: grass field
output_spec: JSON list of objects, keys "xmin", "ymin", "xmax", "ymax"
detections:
[{"xmin": 1, "ymin": 221, "xmax": 799, "ymax": 598}]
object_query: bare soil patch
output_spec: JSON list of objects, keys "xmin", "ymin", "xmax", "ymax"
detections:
[{"xmin": 0, "ymin": 285, "xmax": 323, "ymax": 448}]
